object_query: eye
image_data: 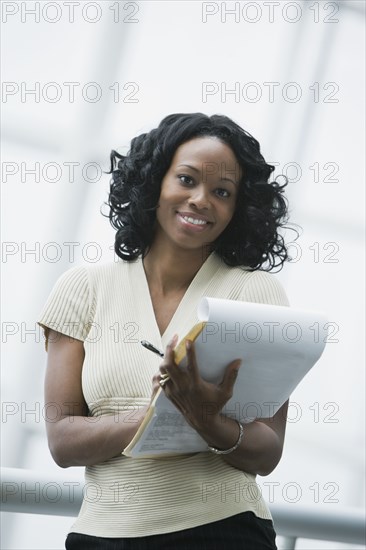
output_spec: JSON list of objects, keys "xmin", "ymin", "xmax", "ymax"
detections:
[
  {"xmin": 215, "ymin": 188, "xmax": 231, "ymax": 199},
  {"xmin": 178, "ymin": 175, "xmax": 194, "ymax": 186}
]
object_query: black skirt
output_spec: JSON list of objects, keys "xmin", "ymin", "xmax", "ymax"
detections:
[{"xmin": 65, "ymin": 511, "xmax": 277, "ymax": 550}]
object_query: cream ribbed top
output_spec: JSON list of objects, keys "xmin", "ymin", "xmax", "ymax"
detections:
[{"xmin": 37, "ymin": 253, "xmax": 289, "ymax": 538}]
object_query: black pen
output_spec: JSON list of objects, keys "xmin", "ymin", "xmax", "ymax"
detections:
[{"xmin": 140, "ymin": 340, "xmax": 164, "ymax": 358}]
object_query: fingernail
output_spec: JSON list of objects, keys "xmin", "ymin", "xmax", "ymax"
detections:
[{"xmin": 185, "ymin": 339, "xmax": 191, "ymax": 350}]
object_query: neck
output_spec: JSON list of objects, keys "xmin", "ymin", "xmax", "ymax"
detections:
[{"xmin": 143, "ymin": 244, "xmax": 212, "ymax": 295}]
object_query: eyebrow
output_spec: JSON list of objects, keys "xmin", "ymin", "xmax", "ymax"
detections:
[{"xmin": 177, "ymin": 164, "xmax": 239, "ymax": 186}]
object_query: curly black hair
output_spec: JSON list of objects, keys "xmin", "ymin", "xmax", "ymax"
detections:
[{"xmin": 103, "ymin": 112, "xmax": 293, "ymax": 271}]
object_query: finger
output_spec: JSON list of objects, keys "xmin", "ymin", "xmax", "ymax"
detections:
[
  {"xmin": 159, "ymin": 376, "xmax": 170, "ymax": 389},
  {"xmin": 152, "ymin": 370, "xmax": 166, "ymax": 385},
  {"xmin": 166, "ymin": 333, "xmax": 178, "ymax": 360},
  {"xmin": 159, "ymin": 334, "xmax": 178, "ymax": 372},
  {"xmin": 220, "ymin": 359, "xmax": 242, "ymax": 393},
  {"xmin": 185, "ymin": 339, "xmax": 200, "ymax": 382},
  {"xmin": 169, "ymin": 333, "xmax": 179, "ymax": 349},
  {"xmin": 152, "ymin": 370, "xmax": 168, "ymax": 388},
  {"xmin": 159, "ymin": 363, "xmax": 170, "ymax": 376},
  {"xmin": 163, "ymin": 334, "xmax": 182, "ymax": 383},
  {"xmin": 162, "ymin": 385, "xmax": 186, "ymax": 415}
]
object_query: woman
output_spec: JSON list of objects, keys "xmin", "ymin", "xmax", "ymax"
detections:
[{"xmin": 38, "ymin": 113, "xmax": 291, "ymax": 549}]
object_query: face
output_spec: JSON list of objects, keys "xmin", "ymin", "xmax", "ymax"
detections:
[{"xmin": 154, "ymin": 137, "xmax": 242, "ymax": 254}]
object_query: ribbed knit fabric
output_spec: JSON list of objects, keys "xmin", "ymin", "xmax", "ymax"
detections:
[{"xmin": 37, "ymin": 253, "xmax": 289, "ymax": 538}]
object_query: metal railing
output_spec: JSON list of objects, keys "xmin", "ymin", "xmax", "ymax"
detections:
[{"xmin": 1, "ymin": 468, "xmax": 365, "ymax": 549}]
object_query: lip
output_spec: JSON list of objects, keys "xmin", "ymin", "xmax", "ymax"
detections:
[
  {"xmin": 177, "ymin": 211, "xmax": 212, "ymax": 223},
  {"xmin": 176, "ymin": 212, "xmax": 212, "ymax": 232}
]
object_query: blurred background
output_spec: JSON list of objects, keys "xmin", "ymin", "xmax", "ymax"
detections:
[{"xmin": 1, "ymin": 1, "xmax": 365, "ymax": 548}]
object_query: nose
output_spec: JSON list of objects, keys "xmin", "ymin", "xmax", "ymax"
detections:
[{"xmin": 187, "ymin": 184, "xmax": 210, "ymax": 210}]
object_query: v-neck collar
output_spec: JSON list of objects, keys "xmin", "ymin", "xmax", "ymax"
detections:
[{"xmin": 131, "ymin": 252, "xmax": 223, "ymax": 348}]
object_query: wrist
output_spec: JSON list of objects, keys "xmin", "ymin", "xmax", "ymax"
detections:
[
  {"xmin": 207, "ymin": 419, "xmax": 244, "ymax": 455},
  {"xmin": 188, "ymin": 409, "xmax": 222, "ymax": 437},
  {"xmin": 193, "ymin": 412, "xmax": 242, "ymax": 451}
]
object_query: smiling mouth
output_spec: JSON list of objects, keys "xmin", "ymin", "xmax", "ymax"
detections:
[
  {"xmin": 177, "ymin": 212, "xmax": 212, "ymax": 226},
  {"xmin": 180, "ymin": 215, "xmax": 208, "ymax": 226}
]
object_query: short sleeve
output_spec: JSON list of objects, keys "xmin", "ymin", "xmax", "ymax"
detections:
[
  {"xmin": 37, "ymin": 265, "xmax": 93, "ymax": 352},
  {"xmin": 239, "ymin": 270, "xmax": 290, "ymax": 307}
]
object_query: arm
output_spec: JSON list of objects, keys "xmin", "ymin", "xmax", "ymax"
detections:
[
  {"xmin": 161, "ymin": 337, "xmax": 288, "ymax": 476},
  {"xmin": 44, "ymin": 329, "xmax": 151, "ymax": 468},
  {"xmin": 192, "ymin": 400, "xmax": 288, "ymax": 476}
]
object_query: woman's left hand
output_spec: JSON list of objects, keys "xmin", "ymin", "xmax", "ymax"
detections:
[{"xmin": 158, "ymin": 334, "xmax": 242, "ymax": 431}]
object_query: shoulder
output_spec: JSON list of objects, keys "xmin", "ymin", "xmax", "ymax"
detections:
[
  {"xmin": 209, "ymin": 255, "xmax": 289, "ymax": 307},
  {"xmin": 238, "ymin": 269, "xmax": 290, "ymax": 307},
  {"xmin": 43, "ymin": 259, "xmax": 128, "ymax": 310},
  {"xmin": 77, "ymin": 258, "xmax": 131, "ymax": 286}
]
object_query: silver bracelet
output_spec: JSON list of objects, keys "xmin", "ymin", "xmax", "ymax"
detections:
[{"xmin": 207, "ymin": 420, "xmax": 244, "ymax": 455}]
